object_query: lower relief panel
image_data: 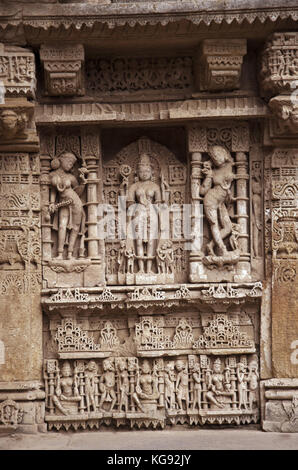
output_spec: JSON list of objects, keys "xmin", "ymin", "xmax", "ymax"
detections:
[{"xmin": 43, "ymin": 308, "xmax": 260, "ymax": 431}]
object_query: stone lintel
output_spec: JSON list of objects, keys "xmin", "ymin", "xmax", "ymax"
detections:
[{"xmin": 35, "ymin": 96, "xmax": 267, "ymax": 126}]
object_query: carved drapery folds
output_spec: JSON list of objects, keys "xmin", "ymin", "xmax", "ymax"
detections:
[
  {"xmin": 196, "ymin": 39, "xmax": 247, "ymax": 92},
  {"xmin": 40, "ymin": 44, "xmax": 85, "ymax": 97}
]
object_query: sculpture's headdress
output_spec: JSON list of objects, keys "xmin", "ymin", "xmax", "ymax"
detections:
[
  {"xmin": 209, "ymin": 145, "xmax": 232, "ymax": 164},
  {"xmin": 138, "ymin": 152, "xmax": 151, "ymax": 167}
]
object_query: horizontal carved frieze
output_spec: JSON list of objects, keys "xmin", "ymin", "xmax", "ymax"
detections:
[
  {"xmin": 41, "ymin": 282, "xmax": 262, "ymax": 311},
  {"xmin": 43, "ymin": 353, "xmax": 259, "ymax": 431},
  {"xmin": 85, "ymin": 56, "xmax": 193, "ymax": 95},
  {"xmin": 35, "ymin": 97, "xmax": 267, "ymax": 125},
  {"xmin": 18, "ymin": 2, "xmax": 298, "ymax": 33}
]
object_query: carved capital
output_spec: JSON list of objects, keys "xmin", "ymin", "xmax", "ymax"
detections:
[
  {"xmin": 0, "ymin": 99, "xmax": 39, "ymax": 152},
  {"xmin": 260, "ymin": 32, "xmax": 298, "ymax": 97},
  {"xmin": 269, "ymin": 95, "xmax": 298, "ymax": 135},
  {"xmin": 0, "ymin": 44, "xmax": 35, "ymax": 98},
  {"xmin": 197, "ymin": 39, "xmax": 247, "ymax": 92},
  {"xmin": 40, "ymin": 44, "xmax": 85, "ymax": 97}
]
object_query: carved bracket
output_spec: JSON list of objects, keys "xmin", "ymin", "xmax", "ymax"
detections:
[
  {"xmin": 260, "ymin": 32, "xmax": 298, "ymax": 97},
  {"xmin": 0, "ymin": 99, "xmax": 39, "ymax": 152},
  {"xmin": 196, "ymin": 39, "xmax": 247, "ymax": 92},
  {"xmin": 0, "ymin": 44, "xmax": 35, "ymax": 98},
  {"xmin": 40, "ymin": 44, "xmax": 85, "ymax": 97}
]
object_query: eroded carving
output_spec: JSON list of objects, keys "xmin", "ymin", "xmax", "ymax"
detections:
[{"xmin": 0, "ymin": 399, "xmax": 23, "ymax": 427}]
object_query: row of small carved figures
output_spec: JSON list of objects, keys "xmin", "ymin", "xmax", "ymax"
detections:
[{"xmin": 44, "ymin": 358, "xmax": 259, "ymax": 415}]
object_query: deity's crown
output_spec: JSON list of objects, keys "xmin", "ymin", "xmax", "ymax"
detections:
[
  {"xmin": 61, "ymin": 361, "xmax": 71, "ymax": 371},
  {"xmin": 214, "ymin": 358, "xmax": 221, "ymax": 366},
  {"xmin": 138, "ymin": 152, "xmax": 151, "ymax": 167}
]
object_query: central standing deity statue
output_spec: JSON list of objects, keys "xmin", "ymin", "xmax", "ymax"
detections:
[
  {"xmin": 104, "ymin": 136, "xmax": 187, "ymax": 285},
  {"xmin": 125, "ymin": 152, "xmax": 168, "ymax": 284}
]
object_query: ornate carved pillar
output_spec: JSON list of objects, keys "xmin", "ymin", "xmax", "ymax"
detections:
[
  {"xmin": 0, "ymin": 44, "xmax": 45, "ymax": 432},
  {"xmin": 234, "ymin": 151, "xmax": 251, "ymax": 282},
  {"xmin": 187, "ymin": 125, "xmax": 207, "ymax": 282},
  {"xmin": 260, "ymin": 33, "xmax": 298, "ymax": 432}
]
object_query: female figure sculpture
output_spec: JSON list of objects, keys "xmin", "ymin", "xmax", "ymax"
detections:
[
  {"xmin": 49, "ymin": 151, "xmax": 88, "ymax": 260},
  {"xmin": 127, "ymin": 153, "xmax": 162, "ymax": 274},
  {"xmin": 132, "ymin": 360, "xmax": 160, "ymax": 413},
  {"xmin": 200, "ymin": 145, "xmax": 238, "ymax": 265},
  {"xmin": 52, "ymin": 361, "xmax": 81, "ymax": 415},
  {"xmin": 84, "ymin": 361, "xmax": 98, "ymax": 413},
  {"xmin": 117, "ymin": 359, "xmax": 130, "ymax": 413},
  {"xmin": 205, "ymin": 358, "xmax": 236, "ymax": 409}
]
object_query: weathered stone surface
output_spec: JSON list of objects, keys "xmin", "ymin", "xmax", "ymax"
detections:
[{"xmin": 262, "ymin": 379, "xmax": 298, "ymax": 432}]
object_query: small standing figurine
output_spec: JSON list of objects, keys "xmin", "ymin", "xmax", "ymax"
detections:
[
  {"xmin": 247, "ymin": 359, "xmax": 259, "ymax": 410},
  {"xmin": 191, "ymin": 363, "xmax": 202, "ymax": 410},
  {"xmin": 125, "ymin": 247, "xmax": 135, "ymax": 274},
  {"xmin": 118, "ymin": 240, "xmax": 127, "ymax": 274},
  {"xmin": 126, "ymin": 152, "xmax": 162, "ymax": 274},
  {"xmin": 164, "ymin": 362, "xmax": 176, "ymax": 410},
  {"xmin": 117, "ymin": 359, "xmax": 130, "ymax": 413},
  {"xmin": 252, "ymin": 176, "xmax": 262, "ymax": 258},
  {"xmin": 156, "ymin": 242, "xmax": 167, "ymax": 274},
  {"xmin": 84, "ymin": 361, "xmax": 98, "ymax": 413},
  {"xmin": 236, "ymin": 361, "xmax": 248, "ymax": 410},
  {"xmin": 98, "ymin": 359, "xmax": 117, "ymax": 412},
  {"xmin": 175, "ymin": 360, "xmax": 189, "ymax": 411}
]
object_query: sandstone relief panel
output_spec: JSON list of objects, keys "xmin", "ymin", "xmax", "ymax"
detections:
[
  {"xmin": 0, "ymin": 152, "xmax": 41, "ymax": 294},
  {"xmin": 42, "ymin": 306, "xmax": 260, "ymax": 431},
  {"xmin": 187, "ymin": 122, "xmax": 254, "ymax": 283},
  {"xmin": 103, "ymin": 135, "xmax": 188, "ymax": 286},
  {"xmin": 40, "ymin": 127, "xmax": 104, "ymax": 288}
]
